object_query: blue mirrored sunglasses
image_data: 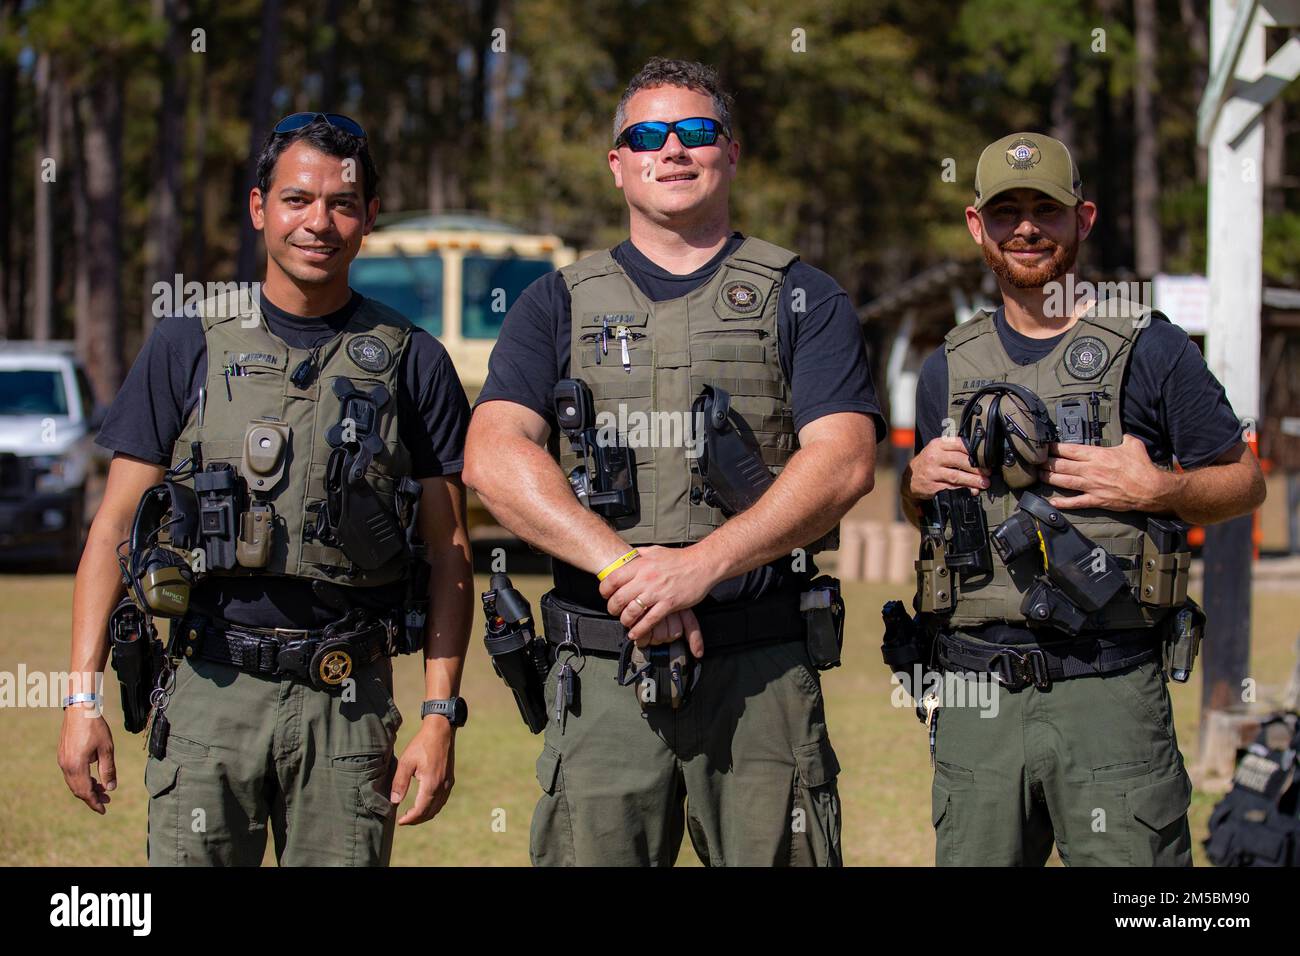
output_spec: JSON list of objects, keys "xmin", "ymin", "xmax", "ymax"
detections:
[
  {"xmin": 614, "ymin": 117, "xmax": 729, "ymax": 152},
  {"xmin": 272, "ymin": 112, "xmax": 367, "ymax": 139}
]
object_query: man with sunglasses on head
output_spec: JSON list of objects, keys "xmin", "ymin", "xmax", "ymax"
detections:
[
  {"xmin": 57, "ymin": 113, "xmax": 474, "ymax": 866},
  {"xmin": 898, "ymin": 132, "xmax": 1265, "ymax": 866},
  {"xmin": 465, "ymin": 58, "xmax": 883, "ymax": 866}
]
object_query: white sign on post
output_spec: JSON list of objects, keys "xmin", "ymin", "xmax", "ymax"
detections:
[{"xmin": 1152, "ymin": 273, "xmax": 1211, "ymax": 335}]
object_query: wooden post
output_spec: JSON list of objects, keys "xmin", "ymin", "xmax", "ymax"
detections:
[{"xmin": 1200, "ymin": 0, "xmax": 1264, "ymax": 754}]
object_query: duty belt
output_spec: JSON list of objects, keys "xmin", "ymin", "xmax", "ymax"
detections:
[
  {"xmin": 175, "ymin": 611, "xmax": 396, "ymax": 690},
  {"xmin": 539, "ymin": 588, "xmax": 805, "ymax": 657},
  {"xmin": 937, "ymin": 629, "xmax": 1159, "ymax": 691}
]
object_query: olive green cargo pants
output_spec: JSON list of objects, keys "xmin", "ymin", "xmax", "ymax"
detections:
[
  {"xmin": 144, "ymin": 653, "xmax": 401, "ymax": 866},
  {"xmin": 530, "ymin": 637, "xmax": 842, "ymax": 867},
  {"xmin": 930, "ymin": 651, "xmax": 1193, "ymax": 867}
]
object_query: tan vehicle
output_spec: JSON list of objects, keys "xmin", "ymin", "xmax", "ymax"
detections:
[
  {"xmin": 351, "ymin": 212, "xmax": 577, "ymax": 398},
  {"xmin": 351, "ymin": 212, "xmax": 576, "ymax": 531}
]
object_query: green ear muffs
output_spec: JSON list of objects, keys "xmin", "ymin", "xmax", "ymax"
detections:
[{"xmin": 128, "ymin": 481, "xmax": 200, "ymax": 617}]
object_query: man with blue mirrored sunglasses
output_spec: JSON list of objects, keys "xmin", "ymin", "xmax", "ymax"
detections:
[{"xmin": 467, "ymin": 57, "xmax": 885, "ymax": 867}]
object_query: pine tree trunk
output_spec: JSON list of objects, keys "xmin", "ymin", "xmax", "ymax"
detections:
[
  {"xmin": 1133, "ymin": 0, "xmax": 1162, "ymax": 277},
  {"xmin": 188, "ymin": 51, "xmax": 208, "ymax": 279},
  {"xmin": 1179, "ymin": 0, "xmax": 1210, "ymax": 184},
  {"xmin": 0, "ymin": 0, "xmax": 17, "ymax": 338},
  {"xmin": 320, "ymin": 0, "xmax": 342, "ymax": 110},
  {"xmin": 1050, "ymin": 41, "xmax": 1076, "ymax": 148},
  {"xmin": 145, "ymin": 0, "xmax": 187, "ymax": 334},
  {"xmin": 72, "ymin": 77, "xmax": 125, "ymax": 403},
  {"xmin": 236, "ymin": 0, "xmax": 282, "ymax": 283},
  {"xmin": 32, "ymin": 53, "xmax": 61, "ymax": 343}
]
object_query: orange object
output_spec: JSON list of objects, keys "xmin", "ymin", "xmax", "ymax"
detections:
[
  {"xmin": 890, "ymin": 427, "xmax": 914, "ymax": 448},
  {"xmin": 1250, "ymin": 437, "xmax": 1261, "ymax": 557}
]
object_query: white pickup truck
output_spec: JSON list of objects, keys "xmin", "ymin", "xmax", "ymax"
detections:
[{"xmin": 0, "ymin": 342, "xmax": 103, "ymax": 569}]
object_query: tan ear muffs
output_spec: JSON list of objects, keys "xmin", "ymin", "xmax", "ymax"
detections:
[
  {"xmin": 958, "ymin": 384, "xmax": 1055, "ymax": 490},
  {"xmin": 960, "ymin": 392, "xmax": 1000, "ymax": 472},
  {"xmin": 997, "ymin": 388, "xmax": 1054, "ymax": 489}
]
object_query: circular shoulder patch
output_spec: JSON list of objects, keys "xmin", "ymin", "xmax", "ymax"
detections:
[
  {"xmin": 347, "ymin": 334, "xmax": 391, "ymax": 373},
  {"xmin": 1064, "ymin": 336, "xmax": 1109, "ymax": 380},
  {"xmin": 722, "ymin": 280, "xmax": 762, "ymax": 314}
]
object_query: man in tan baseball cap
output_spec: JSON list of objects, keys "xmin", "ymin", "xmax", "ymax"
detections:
[
  {"xmin": 895, "ymin": 129, "xmax": 1266, "ymax": 867},
  {"xmin": 967, "ymin": 131, "xmax": 1095, "ymax": 294}
]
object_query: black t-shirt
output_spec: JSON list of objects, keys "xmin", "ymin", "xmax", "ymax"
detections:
[
  {"xmin": 914, "ymin": 306, "xmax": 1243, "ymax": 644},
  {"xmin": 96, "ymin": 291, "xmax": 470, "ymax": 629},
  {"xmin": 476, "ymin": 232, "xmax": 886, "ymax": 609}
]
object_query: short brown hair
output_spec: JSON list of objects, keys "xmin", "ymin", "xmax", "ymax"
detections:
[{"xmin": 612, "ymin": 57, "xmax": 735, "ymax": 143}]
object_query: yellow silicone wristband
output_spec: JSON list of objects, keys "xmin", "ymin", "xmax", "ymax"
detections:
[{"xmin": 596, "ymin": 549, "xmax": 640, "ymax": 581}]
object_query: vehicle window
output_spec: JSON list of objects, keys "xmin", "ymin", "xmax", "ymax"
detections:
[
  {"xmin": 462, "ymin": 255, "xmax": 554, "ymax": 339},
  {"xmin": 349, "ymin": 253, "xmax": 444, "ymax": 337},
  {"xmin": 0, "ymin": 370, "xmax": 69, "ymax": 416}
]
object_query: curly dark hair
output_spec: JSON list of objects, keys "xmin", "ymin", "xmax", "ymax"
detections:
[
  {"xmin": 255, "ymin": 117, "xmax": 379, "ymax": 206},
  {"xmin": 612, "ymin": 57, "xmax": 735, "ymax": 144}
]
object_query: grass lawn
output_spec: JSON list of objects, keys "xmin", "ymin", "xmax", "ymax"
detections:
[{"xmin": 2, "ymin": 572, "xmax": 1296, "ymax": 866}]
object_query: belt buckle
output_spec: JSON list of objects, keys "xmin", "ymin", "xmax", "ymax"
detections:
[
  {"xmin": 1024, "ymin": 648, "xmax": 1051, "ymax": 690},
  {"xmin": 273, "ymin": 633, "xmax": 314, "ymax": 682},
  {"xmin": 987, "ymin": 648, "xmax": 1052, "ymax": 691},
  {"xmin": 987, "ymin": 650, "xmax": 1021, "ymax": 689}
]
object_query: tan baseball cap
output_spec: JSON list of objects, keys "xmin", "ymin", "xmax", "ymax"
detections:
[{"xmin": 973, "ymin": 132, "xmax": 1083, "ymax": 210}]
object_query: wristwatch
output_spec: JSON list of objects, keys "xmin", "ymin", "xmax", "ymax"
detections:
[{"xmin": 420, "ymin": 697, "xmax": 468, "ymax": 727}]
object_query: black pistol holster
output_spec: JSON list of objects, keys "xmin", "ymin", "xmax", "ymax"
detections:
[
  {"xmin": 310, "ymin": 377, "xmax": 410, "ymax": 570},
  {"xmin": 108, "ymin": 596, "xmax": 165, "ymax": 734},
  {"xmin": 553, "ymin": 378, "xmax": 639, "ymax": 528},
  {"xmin": 689, "ymin": 384, "xmax": 773, "ymax": 515},
  {"xmin": 481, "ymin": 574, "xmax": 552, "ymax": 734},
  {"xmin": 880, "ymin": 599, "xmax": 935, "ymax": 691},
  {"xmin": 932, "ymin": 488, "xmax": 991, "ymax": 574}
]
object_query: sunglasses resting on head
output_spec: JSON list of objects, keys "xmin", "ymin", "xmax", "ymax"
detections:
[{"xmin": 272, "ymin": 111, "xmax": 367, "ymax": 139}]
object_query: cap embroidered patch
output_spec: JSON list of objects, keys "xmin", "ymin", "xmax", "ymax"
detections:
[
  {"xmin": 1064, "ymin": 336, "xmax": 1109, "ymax": 380},
  {"xmin": 1005, "ymin": 138, "xmax": 1041, "ymax": 170},
  {"xmin": 722, "ymin": 280, "xmax": 762, "ymax": 313},
  {"xmin": 347, "ymin": 335, "xmax": 391, "ymax": 373}
]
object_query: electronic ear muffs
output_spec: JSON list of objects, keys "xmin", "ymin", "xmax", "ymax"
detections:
[
  {"xmin": 139, "ymin": 548, "xmax": 193, "ymax": 617},
  {"xmin": 128, "ymin": 481, "xmax": 201, "ymax": 617},
  {"xmin": 957, "ymin": 384, "xmax": 1055, "ymax": 490},
  {"xmin": 997, "ymin": 388, "xmax": 1054, "ymax": 488}
]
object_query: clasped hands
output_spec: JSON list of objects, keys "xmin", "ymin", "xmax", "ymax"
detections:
[{"xmin": 598, "ymin": 545, "xmax": 717, "ymax": 658}]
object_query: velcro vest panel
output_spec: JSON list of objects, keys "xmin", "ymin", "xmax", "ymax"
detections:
[
  {"xmin": 1205, "ymin": 713, "xmax": 1300, "ymax": 867},
  {"xmin": 559, "ymin": 238, "xmax": 832, "ymax": 548},
  {"xmin": 934, "ymin": 300, "xmax": 1172, "ymax": 630},
  {"xmin": 171, "ymin": 289, "xmax": 413, "ymax": 587}
]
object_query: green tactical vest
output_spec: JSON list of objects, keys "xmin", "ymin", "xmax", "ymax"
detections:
[
  {"xmin": 171, "ymin": 288, "xmax": 413, "ymax": 587},
  {"xmin": 919, "ymin": 299, "xmax": 1189, "ymax": 631},
  {"xmin": 558, "ymin": 237, "xmax": 835, "ymax": 550}
]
